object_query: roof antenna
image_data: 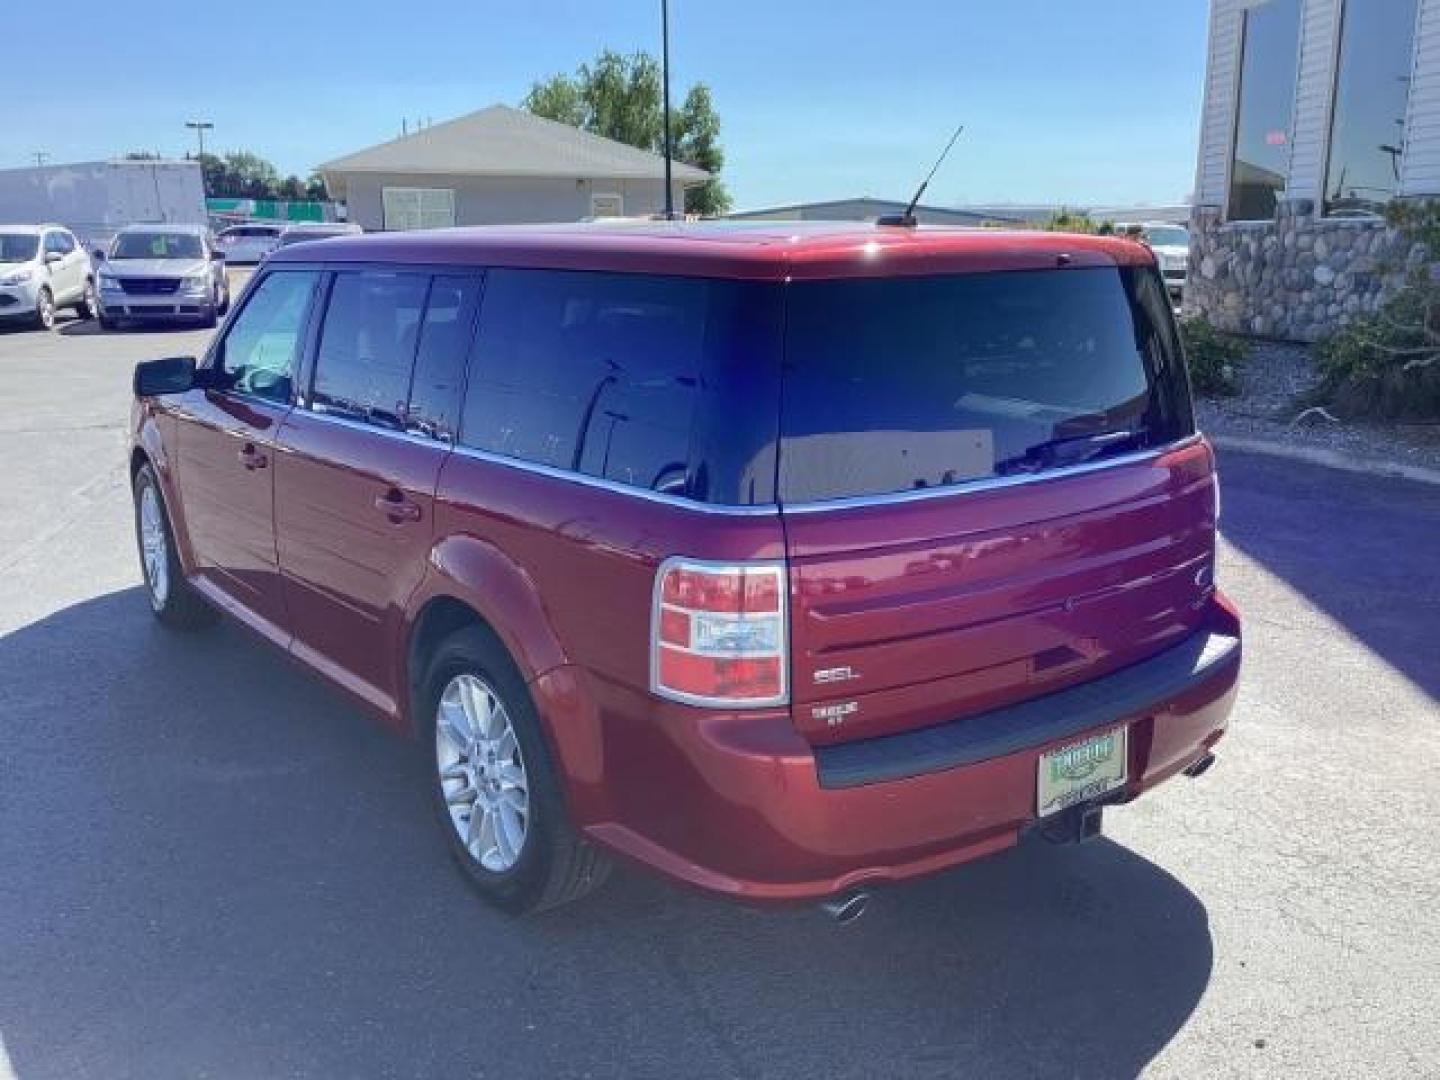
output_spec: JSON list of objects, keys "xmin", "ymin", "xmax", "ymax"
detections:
[{"xmin": 877, "ymin": 123, "xmax": 965, "ymax": 228}]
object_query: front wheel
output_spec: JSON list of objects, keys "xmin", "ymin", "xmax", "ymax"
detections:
[
  {"xmin": 133, "ymin": 463, "xmax": 215, "ymax": 631},
  {"xmin": 75, "ymin": 278, "xmax": 98, "ymax": 319},
  {"xmin": 422, "ymin": 626, "xmax": 609, "ymax": 913},
  {"xmin": 32, "ymin": 288, "xmax": 55, "ymax": 330}
]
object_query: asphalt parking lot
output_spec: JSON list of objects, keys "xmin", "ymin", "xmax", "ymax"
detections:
[{"xmin": 0, "ymin": 305, "xmax": 1437, "ymax": 1080}]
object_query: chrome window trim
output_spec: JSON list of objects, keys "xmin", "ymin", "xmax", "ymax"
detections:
[
  {"xmin": 779, "ymin": 434, "xmax": 1203, "ymax": 514},
  {"xmin": 293, "ymin": 403, "xmax": 454, "ymax": 450},
  {"xmin": 447, "ymin": 444, "xmax": 780, "ymax": 516},
  {"xmin": 293, "ymin": 411, "xmax": 1199, "ymax": 518}
]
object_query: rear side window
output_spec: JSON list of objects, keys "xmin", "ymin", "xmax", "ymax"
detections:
[
  {"xmin": 406, "ymin": 275, "xmax": 483, "ymax": 442},
  {"xmin": 778, "ymin": 267, "xmax": 1194, "ymax": 503},
  {"xmin": 311, "ymin": 271, "xmax": 429, "ymax": 430},
  {"xmin": 461, "ymin": 269, "xmax": 779, "ymax": 501},
  {"xmin": 214, "ymin": 270, "xmax": 320, "ymax": 402}
]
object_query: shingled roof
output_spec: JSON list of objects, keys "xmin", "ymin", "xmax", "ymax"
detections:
[{"xmin": 318, "ymin": 104, "xmax": 709, "ymax": 184}]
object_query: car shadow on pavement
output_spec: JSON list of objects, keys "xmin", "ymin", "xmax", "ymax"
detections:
[
  {"xmin": 0, "ymin": 588, "xmax": 1214, "ymax": 1080},
  {"xmin": 1216, "ymin": 446, "xmax": 1440, "ymax": 699}
]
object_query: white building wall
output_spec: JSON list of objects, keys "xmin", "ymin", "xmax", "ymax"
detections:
[
  {"xmin": 1402, "ymin": 0, "xmax": 1440, "ymax": 194},
  {"xmin": 1198, "ymin": 0, "xmax": 1440, "ymax": 209},
  {"xmin": 1286, "ymin": 0, "xmax": 1341, "ymax": 203},
  {"xmin": 1195, "ymin": 0, "xmax": 1244, "ymax": 207},
  {"xmin": 338, "ymin": 172, "xmax": 690, "ymax": 231}
]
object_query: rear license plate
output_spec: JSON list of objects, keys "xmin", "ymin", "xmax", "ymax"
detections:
[{"xmin": 1037, "ymin": 726, "xmax": 1128, "ymax": 817}]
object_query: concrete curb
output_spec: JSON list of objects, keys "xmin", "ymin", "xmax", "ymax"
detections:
[{"xmin": 1210, "ymin": 433, "xmax": 1440, "ymax": 487}]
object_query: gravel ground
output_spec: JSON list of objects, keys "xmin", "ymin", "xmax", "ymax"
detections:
[{"xmin": 1194, "ymin": 340, "xmax": 1440, "ymax": 473}]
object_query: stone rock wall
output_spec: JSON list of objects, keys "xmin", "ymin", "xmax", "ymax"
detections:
[{"xmin": 1184, "ymin": 199, "xmax": 1424, "ymax": 341}]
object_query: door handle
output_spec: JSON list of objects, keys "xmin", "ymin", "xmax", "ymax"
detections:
[
  {"xmin": 238, "ymin": 443, "xmax": 268, "ymax": 470},
  {"xmin": 374, "ymin": 489, "xmax": 422, "ymax": 524}
]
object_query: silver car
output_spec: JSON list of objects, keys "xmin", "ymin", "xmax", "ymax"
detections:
[
  {"xmin": 97, "ymin": 224, "xmax": 230, "ymax": 330},
  {"xmin": 0, "ymin": 224, "xmax": 97, "ymax": 330}
]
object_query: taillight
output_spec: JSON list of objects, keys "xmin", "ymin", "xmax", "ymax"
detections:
[{"xmin": 651, "ymin": 557, "xmax": 789, "ymax": 707}]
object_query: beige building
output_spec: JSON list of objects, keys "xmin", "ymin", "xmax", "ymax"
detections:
[{"xmin": 318, "ymin": 105, "xmax": 708, "ymax": 231}]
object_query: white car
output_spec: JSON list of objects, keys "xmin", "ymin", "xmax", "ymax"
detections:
[
  {"xmin": 0, "ymin": 224, "xmax": 97, "ymax": 330},
  {"xmin": 213, "ymin": 223, "xmax": 283, "ymax": 264},
  {"xmin": 96, "ymin": 224, "xmax": 229, "ymax": 330},
  {"xmin": 269, "ymin": 221, "xmax": 363, "ymax": 256},
  {"xmin": 1117, "ymin": 222, "xmax": 1190, "ymax": 303}
]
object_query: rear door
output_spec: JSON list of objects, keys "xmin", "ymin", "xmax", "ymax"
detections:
[
  {"xmin": 274, "ymin": 270, "xmax": 481, "ymax": 715},
  {"xmin": 777, "ymin": 264, "xmax": 1217, "ymax": 746},
  {"xmin": 173, "ymin": 269, "xmax": 322, "ymax": 632}
]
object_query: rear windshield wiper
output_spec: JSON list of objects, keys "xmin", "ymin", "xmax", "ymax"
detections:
[{"xmin": 995, "ymin": 428, "xmax": 1148, "ymax": 476}]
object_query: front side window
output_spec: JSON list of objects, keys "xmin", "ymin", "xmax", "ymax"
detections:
[
  {"xmin": 113, "ymin": 232, "xmax": 204, "ymax": 259},
  {"xmin": 310, "ymin": 271, "xmax": 429, "ymax": 430},
  {"xmin": 213, "ymin": 271, "xmax": 320, "ymax": 402},
  {"xmin": 461, "ymin": 269, "xmax": 715, "ymax": 495},
  {"xmin": 382, "ymin": 187, "xmax": 456, "ymax": 231},
  {"xmin": 778, "ymin": 267, "xmax": 1194, "ymax": 504},
  {"xmin": 1324, "ymin": 0, "xmax": 1420, "ymax": 217},
  {"xmin": 1227, "ymin": 0, "xmax": 1302, "ymax": 221}
]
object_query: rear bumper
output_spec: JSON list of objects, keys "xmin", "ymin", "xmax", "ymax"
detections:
[{"xmin": 537, "ymin": 594, "xmax": 1241, "ymax": 904}]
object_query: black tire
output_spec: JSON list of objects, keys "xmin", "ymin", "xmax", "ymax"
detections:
[
  {"xmin": 198, "ymin": 303, "xmax": 218, "ymax": 329},
  {"xmin": 420, "ymin": 625, "xmax": 610, "ymax": 913},
  {"xmin": 75, "ymin": 278, "xmax": 98, "ymax": 319},
  {"xmin": 133, "ymin": 463, "xmax": 215, "ymax": 631},
  {"xmin": 217, "ymin": 281, "xmax": 231, "ymax": 316},
  {"xmin": 32, "ymin": 287, "xmax": 55, "ymax": 330},
  {"xmin": 99, "ymin": 313, "xmax": 120, "ymax": 331}
]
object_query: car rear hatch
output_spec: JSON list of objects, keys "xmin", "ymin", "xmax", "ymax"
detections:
[{"xmin": 777, "ymin": 261, "xmax": 1217, "ymax": 747}]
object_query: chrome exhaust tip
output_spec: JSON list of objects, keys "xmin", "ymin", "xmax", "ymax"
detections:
[
  {"xmin": 819, "ymin": 889, "xmax": 870, "ymax": 925},
  {"xmin": 1183, "ymin": 752, "xmax": 1217, "ymax": 779}
]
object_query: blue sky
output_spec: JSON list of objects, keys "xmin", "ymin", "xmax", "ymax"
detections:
[{"xmin": 5, "ymin": 0, "xmax": 1209, "ymax": 209}]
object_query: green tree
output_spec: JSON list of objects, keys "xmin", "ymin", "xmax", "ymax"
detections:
[
  {"xmin": 523, "ymin": 49, "xmax": 731, "ymax": 216},
  {"xmin": 673, "ymin": 85, "xmax": 730, "ymax": 216}
]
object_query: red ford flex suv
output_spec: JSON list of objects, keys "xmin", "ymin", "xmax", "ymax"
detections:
[{"xmin": 129, "ymin": 222, "xmax": 1240, "ymax": 916}]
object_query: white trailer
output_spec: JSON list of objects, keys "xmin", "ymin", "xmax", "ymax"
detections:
[{"xmin": 0, "ymin": 159, "xmax": 207, "ymax": 253}]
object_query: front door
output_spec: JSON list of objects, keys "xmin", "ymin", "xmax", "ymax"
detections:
[
  {"xmin": 43, "ymin": 230, "xmax": 85, "ymax": 305},
  {"xmin": 172, "ymin": 269, "xmax": 321, "ymax": 634},
  {"xmin": 275, "ymin": 271, "xmax": 480, "ymax": 715}
]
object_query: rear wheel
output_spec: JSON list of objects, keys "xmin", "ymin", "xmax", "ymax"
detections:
[
  {"xmin": 99, "ymin": 314, "xmax": 119, "ymax": 331},
  {"xmin": 422, "ymin": 626, "xmax": 609, "ymax": 913},
  {"xmin": 133, "ymin": 463, "xmax": 215, "ymax": 631}
]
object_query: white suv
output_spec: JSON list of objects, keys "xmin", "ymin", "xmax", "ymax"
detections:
[
  {"xmin": 96, "ymin": 224, "xmax": 230, "ymax": 330},
  {"xmin": 0, "ymin": 224, "xmax": 97, "ymax": 330}
]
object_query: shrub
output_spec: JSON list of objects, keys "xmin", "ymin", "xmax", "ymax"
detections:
[
  {"xmin": 1179, "ymin": 316, "xmax": 1248, "ymax": 396},
  {"xmin": 1311, "ymin": 199, "xmax": 1440, "ymax": 419}
]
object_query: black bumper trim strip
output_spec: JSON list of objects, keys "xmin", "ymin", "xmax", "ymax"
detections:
[{"xmin": 814, "ymin": 629, "xmax": 1240, "ymax": 790}]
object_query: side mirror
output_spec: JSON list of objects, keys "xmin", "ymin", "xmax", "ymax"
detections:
[
  {"xmin": 210, "ymin": 249, "xmax": 226, "ymax": 261},
  {"xmin": 92, "ymin": 249, "xmax": 107, "ymax": 262},
  {"xmin": 134, "ymin": 356, "xmax": 203, "ymax": 397},
  {"xmin": 45, "ymin": 251, "xmax": 63, "ymax": 264}
]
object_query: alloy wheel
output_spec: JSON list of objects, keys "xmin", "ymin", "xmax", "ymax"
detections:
[
  {"xmin": 138, "ymin": 484, "xmax": 169, "ymax": 607},
  {"xmin": 435, "ymin": 673, "xmax": 530, "ymax": 872}
]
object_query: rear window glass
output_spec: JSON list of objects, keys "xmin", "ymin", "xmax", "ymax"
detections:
[
  {"xmin": 461, "ymin": 269, "xmax": 781, "ymax": 502},
  {"xmin": 778, "ymin": 267, "xmax": 1192, "ymax": 503}
]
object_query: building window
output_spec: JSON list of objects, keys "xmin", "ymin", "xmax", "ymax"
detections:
[
  {"xmin": 1227, "ymin": 0, "xmax": 1303, "ymax": 221},
  {"xmin": 590, "ymin": 193, "xmax": 624, "ymax": 218},
  {"xmin": 1323, "ymin": 0, "xmax": 1420, "ymax": 217},
  {"xmin": 382, "ymin": 187, "xmax": 456, "ymax": 231}
]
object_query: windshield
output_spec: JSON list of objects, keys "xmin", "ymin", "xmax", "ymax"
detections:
[
  {"xmin": 1143, "ymin": 226, "xmax": 1189, "ymax": 247},
  {"xmin": 778, "ymin": 266, "xmax": 1193, "ymax": 503},
  {"xmin": 0, "ymin": 234, "xmax": 39, "ymax": 262},
  {"xmin": 112, "ymin": 232, "xmax": 204, "ymax": 260}
]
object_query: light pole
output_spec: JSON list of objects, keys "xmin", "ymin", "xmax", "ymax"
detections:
[
  {"xmin": 185, "ymin": 120, "xmax": 214, "ymax": 161},
  {"xmin": 661, "ymin": 0, "xmax": 675, "ymax": 220}
]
